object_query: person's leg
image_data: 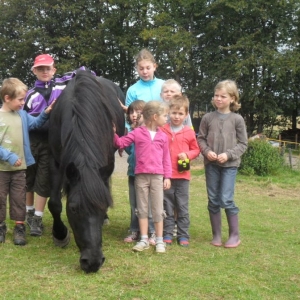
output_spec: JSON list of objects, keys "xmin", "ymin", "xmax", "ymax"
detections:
[
  {"xmin": 30, "ymin": 141, "xmax": 51, "ymax": 236},
  {"xmin": 29, "ymin": 194, "xmax": 47, "ymax": 236},
  {"xmin": 163, "ymin": 182, "xmax": 175, "ymax": 245},
  {"xmin": 26, "ymin": 191, "xmax": 34, "ymax": 207},
  {"xmin": 154, "ymin": 221, "xmax": 165, "ymax": 253},
  {"xmin": 0, "ymin": 171, "xmax": 9, "ymax": 243},
  {"xmin": 129, "ymin": 177, "xmax": 139, "ymax": 231},
  {"xmin": 34, "ymin": 195, "xmax": 47, "ymax": 216},
  {"xmin": 149, "ymin": 175, "xmax": 165, "ymax": 253},
  {"xmin": 224, "ymin": 213, "xmax": 240, "ymax": 248},
  {"xmin": 175, "ymin": 179, "xmax": 190, "ymax": 247},
  {"xmin": 138, "ymin": 218, "xmax": 149, "ymax": 237},
  {"xmin": 132, "ymin": 217, "xmax": 149, "ymax": 252},
  {"xmin": 219, "ymin": 167, "xmax": 240, "ymax": 248},
  {"xmin": 25, "ymin": 165, "xmax": 36, "ymax": 227},
  {"xmin": 147, "ymin": 197, "xmax": 156, "ymax": 245},
  {"xmin": 124, "ymin": 176, "xmax": 140, "ymax": 242},
  {"xmin": 132, "ymin": 174, "xmax": 150, "ymax": 251},
  {"xmin": 209, "ymin": 211, "xmax": 222, "ymax": 246},
  {"xmin": 205, "ymin": 164, "xmax": 222, "ymax": 246},
  {"xmin": 9, "ymin": 171, "xmax": 27, "ymax": 246}
]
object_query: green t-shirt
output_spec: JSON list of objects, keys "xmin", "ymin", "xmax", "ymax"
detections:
[{"xmin": 0, "ymin": 111, "xmax": 26, "ymax": 171}]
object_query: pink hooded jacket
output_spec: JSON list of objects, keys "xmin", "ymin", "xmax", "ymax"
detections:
[{"xmin": 114, "ymin": 126, "xmax": 172, "ymax": 178}]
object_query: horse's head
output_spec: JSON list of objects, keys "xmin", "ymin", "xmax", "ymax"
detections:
[{"xmin": 65, "ymin": 162, "xmax": 109, "ymax": 273}]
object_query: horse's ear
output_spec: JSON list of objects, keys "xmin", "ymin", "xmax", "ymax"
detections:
[{"xmin": 66, "ymin": 162, "xmax": 80, "ymax": 183}]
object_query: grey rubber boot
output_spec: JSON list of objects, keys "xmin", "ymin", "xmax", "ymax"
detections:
[
  {"xmin": 224, "ymin": 213, "xmax": 241, "ymax": 248},
  {"xmin": 209, "ymin": 212, "xmax": 222, "ymax": 246}
]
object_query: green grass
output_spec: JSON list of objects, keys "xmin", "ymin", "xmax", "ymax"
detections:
[{"xmin": 0, "ymin": 166, "xmax": 300, "ymax": 299}]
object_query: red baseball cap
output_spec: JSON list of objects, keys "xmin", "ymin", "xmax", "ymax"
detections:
[{"xmin": 31, "ymin": 54, "xmax": 54, "ymax": 70}]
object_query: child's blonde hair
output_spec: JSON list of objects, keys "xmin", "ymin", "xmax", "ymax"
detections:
[
  {"xmin": 143, "ymin": 100, "xmax": 168, "ymax": 123},
  {"xmin": 161, "ymin": 79, "xmax": 182, "ymax": 93},
  {"xmin": 169, "ymin": 94, "xmax": 189, "ymax": 114},
  {"xmin": 212, "ymin": 80, "xmax": 241, "ymax": 112},
  {"xmin": 0, "ymin": 78, "xmax": 28, "ymax": 103},
  {"xmin": 135, "ymin": 49, "xmax": 156, "ymax": 66},
  {"xmin": 126, "ymin": 100, "xmax": 146, "ymax": 125}
]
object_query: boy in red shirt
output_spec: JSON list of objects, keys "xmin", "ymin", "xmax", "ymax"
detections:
[{"xmin": 161, "ymin": 95, "xmax": 200, "ymax": 247}]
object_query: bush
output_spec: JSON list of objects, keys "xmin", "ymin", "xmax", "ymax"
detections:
[{"xmin": 240, "ymin": 139, "xmax": 284, "ymax": 176}]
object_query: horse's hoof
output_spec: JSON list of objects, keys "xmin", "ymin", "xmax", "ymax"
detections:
[{"xmin": 52, "ymin": 229, "xmax": 70, "ymax": 248}]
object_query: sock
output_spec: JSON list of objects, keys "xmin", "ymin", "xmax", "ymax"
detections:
[
  {"xmin": 26, "ymin": 206, "xmax": 34, "ymax": 212},
  {"xmin": 16, "ymin": 221, "xmax": 24, "ymax": 225},
  {"xmin": 156, "ymin": 237, "xmax": 163, "ymax": 243},
  {"xmin": 34, "ymin": 211, "xmax": 43, "ymax": 217},
  {"xmin": 140, "ymin": 235, "xmax": 148, "ymax": 242}
]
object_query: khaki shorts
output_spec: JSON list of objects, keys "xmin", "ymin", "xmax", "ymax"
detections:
[{"xmin": 135, "ymin": 174, "xmax": 164, "ymax": 222}]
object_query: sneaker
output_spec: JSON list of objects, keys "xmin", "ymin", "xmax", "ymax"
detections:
[
  {"xmin": 30, "ymin": 215, "xmax": 43, "ymax": 236},
  {"xmin": 163, "ymin": 235, "xmax": 172, "ymax": 245},
  {"xmin": 124, "ymin": 231, "xmax": 139, "ymax": 243},
  {"xmin": 156, "ymin": 242, "xmax": 166, "ymax": 253},
  {"xmin": 178, "ymin": 237, "xmax": 189, "ymax": 247},
  {"xmin": 13, "ymin": 224, "xmax": 26, "ymax": 246},
  {"xmin": 148, "ymin": 233, "xmax": 156, "ymax": 246},
  {"xmin": 132, "ymin": 240, "xmax": 150, "ymax": 252},
  {"xmin": 26, "ymin": 209, "xmax": 35, "ymax": 229},
  {"xmin": 0, "ymin": 222, "xmax": 7, "ymax": 243}
]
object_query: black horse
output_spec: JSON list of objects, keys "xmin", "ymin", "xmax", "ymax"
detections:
[{"xmin": 48, "ymin": 70, "xmax": 125, "ymax": 273}]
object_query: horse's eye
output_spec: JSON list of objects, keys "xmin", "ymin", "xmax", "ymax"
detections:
[{"xmin": 68, "ymin": 203, "xmax": 79, "ymax": 214}]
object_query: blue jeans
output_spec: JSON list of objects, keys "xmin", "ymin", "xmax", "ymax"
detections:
[{"xmin": 205, "ymin": 164, "xmax": 239, "ymax": 215}]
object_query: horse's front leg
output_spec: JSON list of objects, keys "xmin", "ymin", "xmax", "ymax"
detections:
[{"xmin": 48, "ymin": 157, "xmax": 70, "ymax": 247}]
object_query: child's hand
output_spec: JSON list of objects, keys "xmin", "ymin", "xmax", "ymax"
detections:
[
  {"xmin": 217, "ymin": 153, "xmax": 228, "ymax": 164},
  {"xmin": 118, "ymin": 98, "xmax": 127, "ymax": 112},
  {"xmin": 207, "ymin": 151, "xmax": 218, "ymax": 161},
  {"xmin": 178, "ymin": 152, "xmax": 187, "ymax": 160},
  {"xmin": 45, "ymin": 99, "xmax": 56, "ymax": 114},
  {"xmin": 163, "ymin": 178, "xmax": 171, "ymax": 190},
  {"xmin": 13, "ymin": 158, "xmax": 22, "ymax": 167}
]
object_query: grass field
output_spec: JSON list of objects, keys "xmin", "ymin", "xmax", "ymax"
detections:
[{"xmin": 0, "ymin": 161, "xmax": 299, "ymax": 299}]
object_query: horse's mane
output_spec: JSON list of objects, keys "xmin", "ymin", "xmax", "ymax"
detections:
[{"xmin": 60, "ymin": 71, "xmax": 119, "ymax": 212}]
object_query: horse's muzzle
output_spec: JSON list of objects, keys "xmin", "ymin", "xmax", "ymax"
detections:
[{"xmin": 80, "ymin": 256, "xmax": 105, "ymax": 273}]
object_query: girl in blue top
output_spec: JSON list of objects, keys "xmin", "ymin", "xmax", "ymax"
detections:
[
  {"xmin": 125, "ymin": 49, "xmax": 165, "ymax": 107},
  {"xmin": 122, "ymin": 49, "xmax": 165, "ymax": 244}
]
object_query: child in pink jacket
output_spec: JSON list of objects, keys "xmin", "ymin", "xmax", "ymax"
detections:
[{"xmin": 114, "ymin": 100, "xmax": 171, "ymax": 253}]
